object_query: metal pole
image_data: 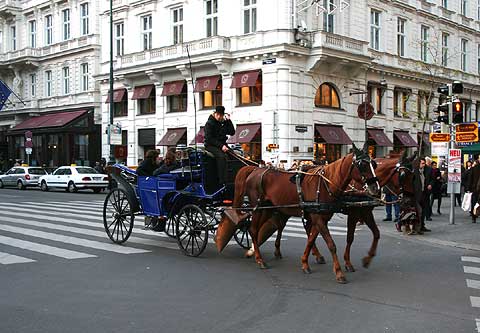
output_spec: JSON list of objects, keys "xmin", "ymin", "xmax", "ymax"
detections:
[
  {"xmin": 108, "ymin": 0, "xmax": 115, "ymax": 163},
  {"xmin": 449, "ymin": 122, "xmax": 455, "ymax": 225}
]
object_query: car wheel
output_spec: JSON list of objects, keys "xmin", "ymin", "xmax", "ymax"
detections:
[
  {"xmin": 67, "ymin": 181, "xmax": 78, "ymax": 193},
  {"xmin": 0, "ymin": 180, "xmax": 3, "ymax": 189},
  {"xmin": 40, "ymin": 181, "xmax": 49, "ymax": 192},
  {"xmin": 17, "ymin": 180, "xmax": 25, "ymax": 190},
  {"xmin": 93, "ymin": 188, "xmax": 102, "ymax": 194}
]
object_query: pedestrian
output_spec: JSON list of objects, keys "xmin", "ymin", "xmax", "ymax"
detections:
[
  {"xmin": 424, "ymin": 156, "xmax": 433, "ymax": 221},
  {"xmin": 94, "ymin": 161, "xmax": 104, "ymax": 174},
  {"xmin": 430, "ymin": 161, "xmax": 443, "ymax": 215},
  {"xmin": 136, "ymin": 150, "xmax": 161, "ymax": 176},
  {"xmin": 412, "ymin": 157, "xmax": 433, "ymax": 234},
  {"xmin": 382, "ymin": 187, "xmax": 400, "ymax": 222},
  {"xmin": 468, "ymin": 156, "xmax": 480, "ymax": 223}
]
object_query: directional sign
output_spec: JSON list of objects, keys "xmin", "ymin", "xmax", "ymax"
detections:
[
  {"xmin": 429, "ymin": 133, "xmax": 450, "ymax": 142},
  {"xmin": 455, "ymin": 132, "xmax": 478, "ymax": 142},
  {"xmin": 456, "ymin": 123, "xmax": 478, "ymax": 132}
]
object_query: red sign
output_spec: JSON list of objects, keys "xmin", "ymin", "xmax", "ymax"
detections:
[
  {"xmin": 429, "ymin": 133, "xmax": 450, "ymax": 142},
  {"xmin": 357, "ymin": 102, "xmax": 374, "ymax": 120},
  {"xmin": 456, "ymin": 123, "xmax": 478, "ymax": 132}
]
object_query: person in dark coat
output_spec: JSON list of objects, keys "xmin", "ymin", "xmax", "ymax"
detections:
[
  {"xmin": 204, "ymin": 105, "xmax": 235, "ymax": 186},
  {"xmin": 412, "ymin": 157, "xmax": 433, "ymax": 234},
  {"xmin": 469, "ymin": 159, "xmax": 480, "ymax": 223},
  {"xmin": 136, "ymin": 150, "xmax": 160, "ymax": 176},
  {"xmin": 429, "ymin": 161, "xmax": 443, "ymax": 215},
  {"xmin": 153, "ymin": 150, "xmax": 180, "ymax": 176}
]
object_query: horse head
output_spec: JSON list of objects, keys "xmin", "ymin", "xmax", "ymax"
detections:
[
  {"xmin": 396, "ymin": 151, "xmax": 417, "ymax": 195},
  {"xmin": 351, "ymin": 143, "xmax": 380, "ymax": 197}
]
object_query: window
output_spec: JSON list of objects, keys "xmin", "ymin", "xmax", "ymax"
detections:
[
  {"xmin": 461, "ymin": 39, "xmax": 468, "ymax": 71},
  {"xmin": 138, "ymin": 92, "xmax": 156, "ymax": 115},
  {"xmin": 367, "ymin": 84, "xmax": 385, "ymax": 115},
  {"xmin": 205, "ymin": 0, "xmax": 218, "ymax": 37},
  {"xmin": 417, "ymin": 91, "xmax": 429, "ymax": 119},
  {"xmin": 80, "ymin": 3, "xmax": 89, "ymax": 35},
  {"xmin": 397, "ymin": 18, "xmax": 406, "ymax": 57},
  {"xmin": 30, "ymin": 74, "xmax": 36, "ymax": 97},
  {"xmin": 168, "ymin": 84, "xmax": 188, "ymax": 113},
  {"xmin": 29, "ymin": 21, "xmax": 36, "ymax": 48},
  {"xmin": 45, "ymin": 70, "xmax": 52, "ymax": 97},
  {"xmin": 478, "ymin": 44, "xmax": 480, "ymax": 75},
  {"xmin": 10, "ymin": 25, "xmax": 16, "ymax": 51},
  {"xmin": 141, "ymin": 15, "xmax": 152, "ymax": 50},
  {"xmin": 172, "ymin": 8, "xmax": 183, "ymax": 44},
  {"xmin": 420, "ymin": 25, "xmax": 429, "ymax": 62},
  {"xmin": 442, "ymin": 32, "xmax": 449, "ymax": 67},
  {"xmin": 442, "ymin": 0, "xmax": 448, "ymax": 8},
  {"xmin": 113, "ymin": 90, "xmax": 128, "ymax": 117},
  {"xmin": 238, "ymin": 74, "xmax": 262, "ymax": 106},
  {"xmin": 314, "ymin": 83, "xmax": 340, "ymax": 108},
  {"xmin": 461, "ymin": 0, "xmax": 467, "ymax": 16},
  {"xmin": 62, "ymin": 9, "xmax": 70, "ymax": 40},
  {"xmin": 323, "ymin": 0, "xmax": 334, "ymax": 33},
  {"xmin": 478, "ymin": 0, "xmax": 480, "ymax": 20},
  {"xmin": 370, "ymin": 10, "xmax": 380, "ymax": 50},
  {"xmin": 393, "ymin": 89, "xmax": 409, "ymax": 117},
  {"xmin": 243, "ymin": 0, "xmax": 257, "ymax": 34},
  {"xmin": 45, "ymin": 15, "xmax": 53, "ymax": 45},
  {"xmin": 62, "ymin": 67, "xmax": 70, "ymax": 95},
  {"xmin": 115, "ymin": 22, "xmax": 124, "ymax": 56},
  {"xmin": 80, "ymin": 63, "xmax": 89, "ymax": 91},
  {"xmin": 201, "ymin": 80, "xmax": 222, "ymax": 109}
]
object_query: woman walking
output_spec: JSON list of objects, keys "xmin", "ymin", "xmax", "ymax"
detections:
[{"xmin": 430, "ymin": 161, "xmax": 443, "ymax": 215}]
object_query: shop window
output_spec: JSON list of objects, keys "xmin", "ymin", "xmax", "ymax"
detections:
[
  {"xmin": 314, "ymin": 83, "xmax": 340, "ymax": 108},
  {"xmin": 201, "ymin": 80, "xmax": 222, "ymax": 109},
  {"xmin": 238, "ymin": 74, "xmax": 262, "ymax": 106},
  {"xmin": 114, "ymin": 92, "xmax": 128, "ymax": 117},
  {"xmin": 73, "ymin": 134, "xmax": 89, "ymax": 166},
  {"xmin": 168, "ymin": 84, "xmax": 188, "ymax": 113},
  {"xmin": 139, "ymin": 89, "xmax": 156, "ymax": 115},
  {"xmin": 367, "ymin": 83, "xmax": 385, "ymax": 115}
]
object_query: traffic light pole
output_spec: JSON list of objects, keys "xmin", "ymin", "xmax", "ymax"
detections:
[{"xmin": 449, "ymin": 120, "xmax": 455, "ymax": 225}]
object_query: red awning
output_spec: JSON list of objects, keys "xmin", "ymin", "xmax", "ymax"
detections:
[
  {"xmin": 161, "ymin": 81, "xmax": 186, "ymax": 96},
  {"xmin": 194, "ymin": 76, "xmax": 221, "ymax": 92},
  {"xmin": 157, "ymin": 128, "xmax": 187, "ymax": 146},
  {"xmin": 105, "ymin": 89, "xmax": 127, "ymax": 103},
  {"xmin": 394, "ymin": 131, "xmax": 418, "ymax": 147},
  {"xmin": 367, "ymin": 129, "xmax": 393, "ymax": 147},
  {"xmin": 230, "ymin": 71, "xmax": 260, "ymax": 88},
  {"xmin": 131, "ymin": 85, "xmax": 154, "ymax": 100},
  {"xmin": 190, "ymin": 127, "xmax": 205, "ymax": 145},
  {"xmin": 227, "ymin": 123, "xmax": 261, "ymax": 144},
  {"xmin": 11, "ymin": 110, "xmax": 88, "ymax": 130},
  {"xmin": 315, "ymin": 125, "xmax": 352, "ymax": 145}
]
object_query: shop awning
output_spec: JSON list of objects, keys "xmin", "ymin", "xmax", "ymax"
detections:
[
  {"xmin": 315, "ymin": 125, "xmax": 352, "ymax": 145},
  {"xmin": 227, "ymin": 123, "xmax": 261, "ymax": 144},
  {"xmin": 230, "ymin": 70, "xmax": 260, "ymax": 88},
  {"xmin": 11, "ymin": 110, "xmax": 88, "ymax": 131},
  {"xmin": 394, "ymin": 131, "xmax": 418, "ymax": 147},
  {"xmin": 190, "ymin": 127, "xmax": 205, "ymax": 145},
  {"xmin": 194, "ymin": 76, "xmax": 221, "ymax": 92},
  {"xmin": 157, "ymin": 128, "xmax": 187, "ymax": 146},
  {"xmin": 368, "ymin": 129, "xmax": 393, "ymax": 147},
  {"xmin": 131, "ymin": 85, "xmax": 154, "ymax": 100},
  {"xmin": 105, "ymin": 89, "xmax": 127, "ymax": 103},
  {"xmin": 161, "ymin": 81, "xmax": 186, "ymax": 96},
  {"xmin": 138, "ymin": 128, "xmax": 156, "ymax": 146}
]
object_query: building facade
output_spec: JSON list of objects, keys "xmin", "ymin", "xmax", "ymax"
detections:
[{"xmin": 0, "ymin": 0, "xmax": 102, "ymax": 167}]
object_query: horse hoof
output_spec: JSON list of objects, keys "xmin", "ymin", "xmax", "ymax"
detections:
[
  {"xmin": 274, "ymin": 253, "xmax": 283, "ymax": 260},
  {"xmin": 258, "ymin": 262, "xmax": 268, "ymax": 269},
  {"xmin": 336, "ymin": 276, "xmax": 348, "ymax": 284},
  {"xmin": 316, "ymin": 257, "xmax": 326, "ymax": 265},
  {"xmin": 362, "ymin": 257, "xmax": 371, "ymax": 268},
  {"xmin": 345, "ymin": 265, "xmax": 356, "ymax": 272},
  {"xmin": 302, "ymin": 267, "xmax": 312, "ymax": 274},
  {"xmin": 245, "ymin": 249, "xmax": 254, "ymax": 258}
]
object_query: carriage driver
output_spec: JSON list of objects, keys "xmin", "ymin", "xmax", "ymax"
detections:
[{"xmin": 204, "ymin": 105, "xmax": 235, "ymax": 186}]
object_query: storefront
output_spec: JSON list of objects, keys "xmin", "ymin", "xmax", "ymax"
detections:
[
  {"xmin": 157, "ymin": 127, "xmax": 187, "ymax": 148},
  {"xmin": 7, "ymin": 109, "xmax": 100, "ymax": 167},
  {"xmin": 366, "ymin": 128, "xmax": 393, "ymax": 158},
  {"xmin": 227, "ymin": 123, "xmax": 262, "ymax": 161},
  {"xmin": 138, "ymin": 128, "xmax": 156, "ymax": 157},
  {"xmin": 393, "ymin": 130, "xmax": 418, "ymax": 152},
  {"xmin": 190, "ymin": 127, "xmax": 205, "ymax": 145},
  {"xmin": 314, "ymin": 124, "xmax": 352, "ymax": 162}
]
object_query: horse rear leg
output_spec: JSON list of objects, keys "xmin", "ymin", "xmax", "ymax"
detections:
[
  {"xmin": 304, "ymin": 219, "xmax": 325, "ymax": 264},
  {"xmin": 300, "ymin": 225, "xmax": 319, "ymax": 274},
  {"xmin": 316, "ymin": 218, "xmax": 347, "ymax": 283},
  {"xmin": 344, "ymin": 212, "xmax": 357, "ymax": 272},
  {"xmin": 361, "ymin": 210, "xmax": 380, "ymax": 268},
  {"xmin": 249, "ymin": 210, "xmax": 269, "ymax": 269}
]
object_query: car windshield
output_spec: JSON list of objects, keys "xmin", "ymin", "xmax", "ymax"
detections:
[
  {"xmin": 76, "ymin": 167, "xmax": 98, "ymax": 174},
  {"xmin": 28, "ymin": 168, "xmax": 47, "ymax": 175}
]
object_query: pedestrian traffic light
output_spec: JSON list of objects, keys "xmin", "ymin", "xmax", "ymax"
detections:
[
  {"xmin": 435, "ymin": 103, "xmax": 449, "ymax": 123},
  {"xmin": 452, "ymin": 81, "xmax": 464, "ymax": 94},
  {"xmin": 437, "ymin": 85, "xmax": 449, "ymax": 96},
  {"xmin": 437, "ymin": 81, "xmax": 463, "ymax": 96},
  {"xmin": 452, "ymin": 100, "xmax": 463, "ymax": 123}
]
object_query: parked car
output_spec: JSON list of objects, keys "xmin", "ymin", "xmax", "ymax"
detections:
[
  {"xmin": 0, "ymin": 167, "xmax": 48, "ymax": 190},
  {"xmin": 38, "ymin": 166, "xmax": 109, "ymax": 193}
]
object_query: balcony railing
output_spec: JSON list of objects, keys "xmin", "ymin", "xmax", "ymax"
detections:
[{"xmin": 312, "ymin": 32, "xmax": 368, "ymax": 56}]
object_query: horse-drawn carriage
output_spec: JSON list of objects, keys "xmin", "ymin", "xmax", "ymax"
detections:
[{"xmin": 103, "ymin": 147, "xmax": 251, "ymax": 257}]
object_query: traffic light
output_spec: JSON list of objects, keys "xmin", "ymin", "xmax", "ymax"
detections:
[
  {"xmin": 437, "ymin": 85, "xmax": 449, "ymax": 96},
  {"xmin": 452, "ymin": 99, "xmax": 463, "ymax": 123},
  {"xmin": 436, "ymin": 103, "xmax": 449, "ymax": 123},
  {"xmin": 452, "ymin": 81, "xmax": 463, "ymax": 94},
  {"xmin": 437, "ymin": 81, "xmax": 463, "ymax": 96}
]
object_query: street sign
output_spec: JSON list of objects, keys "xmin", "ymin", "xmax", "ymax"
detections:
[
  {"xmin": 262, "ymin": 58, "xmax": 276, "ymax": 65},
  {"xmin": 295, "ymin": 125, "xmax": 308, "ymax": 133},
  {"xmin": 108, "ymin": 124, "xmax": 122, "ymax": 145},
  {"xmin": 456, "ymin": 123, "xmax": 478, "ymax": 132},
  {"xmin": 448, "ymin": 149, "xmax": 461, "ymax": 194},
  {"xmin": 429, "ymin": 133, "xmax": 450, "ymax": 142},
  {"xmin": 267, "ymin": 143, "xmax": 279, "ymax": 149},
  {"xmin": 455, "ymin": 132, "xmax": 478, "ymax": 142},
  {"xmin": 431, "ymin": 142, "xmax": 449, "ymax": 156},
  {"xmin": 25, "ymin": 147, "xmax": 32, "ymax": 155},
  {"xmin": 357, "ymin": 102, "xmax": 374, "ymax": 120}
]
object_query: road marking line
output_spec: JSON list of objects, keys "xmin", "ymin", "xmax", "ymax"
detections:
[
  {"xmin": 18, "ymin": 202, "xmax": 102, "ymax": 213},
  {"xmin": 281, "ymin": 231, "xmax": 346, "ymax": 238},
  {"xmin": 476, "ymin": 319, "xmax": 480, "ymax": 332},
  {"xmin": 467, "ymin": 279, "xmax": 480, "ymax": 290},
  {"xmin": 0, "ymin": 235, "xmax": 95, "ymax": 259},
  {"xmin": 464, "ymin": 266, "xmax": 480, "ymax": 275},
  {"xmin": 0, "ymin": 251, "xmax": 35, "ymax": 264},
  {"xmin": 0, "ymin": 225, "xmax": 150, "ymax": 254},
  {"xmin": 462, "ymin": 256, "xmax": 480, "ymax": 264},
  {"xmin": 0, "ymin": 202, "xmax": 100, "ymax": 217},
  {"xmin": 284, "ymin": 225, "xmax": 350, "ymax": 233},
  {"xmin": 471, "ymin": 296, "xmax": 480, "ymax": 308},
  {"xmin": 0, "ymin": 204, "xmax": 106, "ymax": 224},
  {"xmin": 41, "ymin": 201, "xmax": 104, "ymax": 208},
  {"xmin": 50, "ymin": 200, "xmax": 105, "ymax": 206}
]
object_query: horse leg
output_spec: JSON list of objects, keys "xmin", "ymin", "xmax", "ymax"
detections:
[
  {"xmin": 249, "ymin": 210, "xmax": 268, "ymax": 269},
  {"xmin": 316, "ymin": 218, "xmax": 347, "ymax": 284},
  {"xmin": 344, "ymin": 212, "xmax": 357, "ymax": 272},
  {"xmin": 300, "ymin": 224, "xmax": 319, "ymax": 274},
  {"xmin": 273, "ymin": 215, "xmax": 289, "ymax": 259},
  {"xmin": 304, "ymin": 219, "xmax": 325, "ymax": 264},
  {"xmin": 361, "ymin": 210, "xmax": 380, "ymax": 268}
]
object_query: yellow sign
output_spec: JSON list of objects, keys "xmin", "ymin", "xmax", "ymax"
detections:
[
  {"xmin": 429, "ymin": 133, "xmax": 450, "ymax": 142},
  {"xmin": 455, "ymin": 122, "xmax": 479, "ymax": 143}
]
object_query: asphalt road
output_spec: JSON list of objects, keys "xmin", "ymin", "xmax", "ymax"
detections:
[{"xmin": 0, "ymin": 188, "xmax": 478, "ymax": 333}]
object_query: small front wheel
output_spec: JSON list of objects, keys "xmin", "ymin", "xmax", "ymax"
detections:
[
  {"xmin": 176, "ymin": 204, "xmax": 208, "ymax": 257},
  {"xmin": 103, "ymin": 188, "xmax": 135, "ymax": 244},
  {"xmin": 17, "ymin": 181, "xmax": 25, "ymax": 190},
  {"xmin": 67, "ymin": 181, "xmax": 78, "ymax": 193},
  {"xmin": 40, "ymin": 181, "xmax": 49, "ymax": 192}
]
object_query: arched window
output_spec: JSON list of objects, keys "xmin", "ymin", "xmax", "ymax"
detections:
[{"xmin": 314, "ymin": 83, "xmax": 341, "ymax": 108}]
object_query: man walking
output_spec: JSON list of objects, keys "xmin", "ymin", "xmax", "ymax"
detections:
[{"xmin": 413, "ymin": 157, "xmax": 433, "ymax": 234}]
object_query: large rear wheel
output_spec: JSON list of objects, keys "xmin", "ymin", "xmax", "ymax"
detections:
[
  {"xmin": 103, "ymin": 188, "xmax": 135, "ymax": 244},
  {"xmin": 176, "ymin": 204, "xmax": 208, "ymax": 257}
]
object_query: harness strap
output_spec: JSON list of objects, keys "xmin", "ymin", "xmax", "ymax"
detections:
[{"xmin": 295, "ymin": 173, "xmax": 306, "ymax": 225}]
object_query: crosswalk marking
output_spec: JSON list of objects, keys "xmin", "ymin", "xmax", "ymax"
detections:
[
  {"xmin": 284, "ymin": 224, "xmax": 350, "ymax": 233},
  {"xmin": 0, "ymin": 251, "xmax": 35, "ymax": 264},
  {"xmin": 0, "ymin": 225, "xmax": 149, "ymax": 255},
  {"xmin": 467, "ymin": 279, "xmax": 480, "ymax": 290},
  {"xmin": 471, "ymin": 296, "xmax": 480, "ymax": 308},
  {"xmin": 18, "ymin": 202, "xmax": 103, "ymax": 213},
  {"xmin": 0, "ymin": 235, "xmax": 95, "ymax": 259},
  {"xmin": 0, "ymin": 204, "xmax": 102, "ymax": 221},
  {"xmin": 462, "ymin": 256, "xmax": 480, "ymax": 264},
  {"xmin": 464, "ymin": 266, "xmax": 480, "ymax": 276},
  {"xmin": 0, "ymin": 202, "xmax": 101, "ymax": 218},
  {"xmin": 476, "ymin": 319, "xmax": 480, "ymax": 332}
]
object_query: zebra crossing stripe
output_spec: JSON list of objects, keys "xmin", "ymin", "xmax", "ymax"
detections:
[
  {"xmin": 467, "ymin": 279, "xmax": 480, "ymax": 290},
  {"xmin": 38, "ymin": 201, "xmax": 104, "ymax": 209},
  {"xmin": 470, "ymin": 296, "xmax": 480, "ymax": 308},
  {"xmin": 461, "ymin": 256, "xmax": 480, "ymax": 264},
  {"xmin": 18, "ymin": 202, "xmax": 102, "ymax": 213},
  {"xmin": 285, "ymin": 224, "xmax": 349, "ymax": 233},
  {"xmin": 476, "ymin": 319, "xmax": 480, "ymax": 332},
  {"xmin": 0, "ymin": 204, "xmax": 105, "ymax": 223},
  {"xmin": 0, "ymin": 202, "xmax": 100, "ymax": 218},
  {"xmin": 281, "ymin": 231, "xmax": 346, "ymax": 238},
  {"xmin": 0, "ymin": 251, "xmax": 35, "ymax": 264},
  {"xmin": 464, "ymin": 266, "xmax": 480, "ymax": 276},
  {"xmin": 0, "ymin": 235, "xmax": 95, "ymax": 259},
  {"xmin": 0, "ymin": 225, "xmax": 150, "ymax": 254}
]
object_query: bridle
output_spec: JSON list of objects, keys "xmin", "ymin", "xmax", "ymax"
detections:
[{"xmin": 352, "ymin": 151, "xmax": 380, "ymax": 193}]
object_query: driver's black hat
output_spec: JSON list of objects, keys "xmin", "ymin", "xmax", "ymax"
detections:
[{"xmin": 215, "ymin": 105, "xmax": 225, "ymax": 115}]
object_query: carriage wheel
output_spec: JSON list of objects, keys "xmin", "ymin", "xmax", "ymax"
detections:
[
  {"xmin": 164, "ymin": 215, "xmax": 177, "ymax": 238},
  {"xmin": 176, "ymin": 204, "xmax": 208, "ymax": 257},
  {"xmin": 233, "ymin": 202, "xmax": 252, "ymax": 249},
  {"xmin": 103, "ymin": 188, "xmax": 135, "ymax": 244}
]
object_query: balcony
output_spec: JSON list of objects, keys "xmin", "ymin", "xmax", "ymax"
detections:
[
  {"xmin": 0, "ymin": 0, "xmax": 20, "ymax": 18},
  {"xmin": 311, "ymin": 32, "xmax": 368, "ymax": 57}
]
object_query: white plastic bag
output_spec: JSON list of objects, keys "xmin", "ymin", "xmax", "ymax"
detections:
[{"xmin": 462, "ymin": 192, "xmax": 472, "ymax": 212}]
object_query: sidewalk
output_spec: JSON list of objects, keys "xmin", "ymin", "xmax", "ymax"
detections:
[{"xmin": 372, "ymin": 198, "xmax": 480, "ymax": 252}]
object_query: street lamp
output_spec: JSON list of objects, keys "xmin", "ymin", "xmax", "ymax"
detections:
[{"xmin": 108, "ymin": 0, "xmax": 115, "ymax": 164}]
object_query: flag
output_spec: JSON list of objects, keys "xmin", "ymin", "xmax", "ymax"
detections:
[{"xmin": 0, "ymin": 80, "xmax": 12, "ymax": 111}]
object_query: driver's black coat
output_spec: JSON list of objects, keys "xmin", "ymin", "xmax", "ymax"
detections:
[{"xmin": 204, "ymin": 115, "xmax": 235, "ymax": 149}]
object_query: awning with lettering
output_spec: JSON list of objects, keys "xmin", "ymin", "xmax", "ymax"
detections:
[
  {"xmin": 194, "ymin": 76, "xmax": 221, "ymax": 92},
  {"xmin": 157, "ymin": 128, "xmax": 187, "ymax": 146},
  {"xmin": 131, "ymin": 85, "xmax": 154, "ymax": 100},
  {"xmin": 105, "ymin": 89, "xmax": 127, "ymax": 103},
  {"xmin": 227, "ymin": 123, "xmax": 261, "ymax": 144},
  {"xmin": 315, "ymin": 125, "xmax": 352, "ymax": 145},
  {"xmin": 190, "ymin": 127, "xmax": 205, "ymax": 145},
  {"xmin": 393, "ymin": 130, "xmax": 418, "ymax": 147},
  {"xmin": 161, "ymin": 81, "xmax": 186, "ymax": 96},
  {"xmin": 10, "ymin": 110, "xmax": 88, "ymax": 131},
  {"xmin": 367, "ymin": 129, "xmax": 394, "ymax": 147},
  {"xmin": 230, "ymin": 70, "xmax": 260, "ymax": 88}
]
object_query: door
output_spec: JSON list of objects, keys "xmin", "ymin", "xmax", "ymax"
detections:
[
  {"xmin": 61, "ymin": 168, "xmax": 72, "ymax": 188},
  {"xmin": 51, "ymin": 168, "xmax": 65, "ymax": 187},
  {"xmin": 13, "ymin": 168, "xmax": 25, "ymax": 186},
  {"xmin": 3, "ymin": 168, "xmax": 15, "ymax": 185}
]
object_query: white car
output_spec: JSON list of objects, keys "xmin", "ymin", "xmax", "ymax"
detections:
[{"xmin": 38, "ymin": 166, "xmax": 108, "ymax": 193}]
